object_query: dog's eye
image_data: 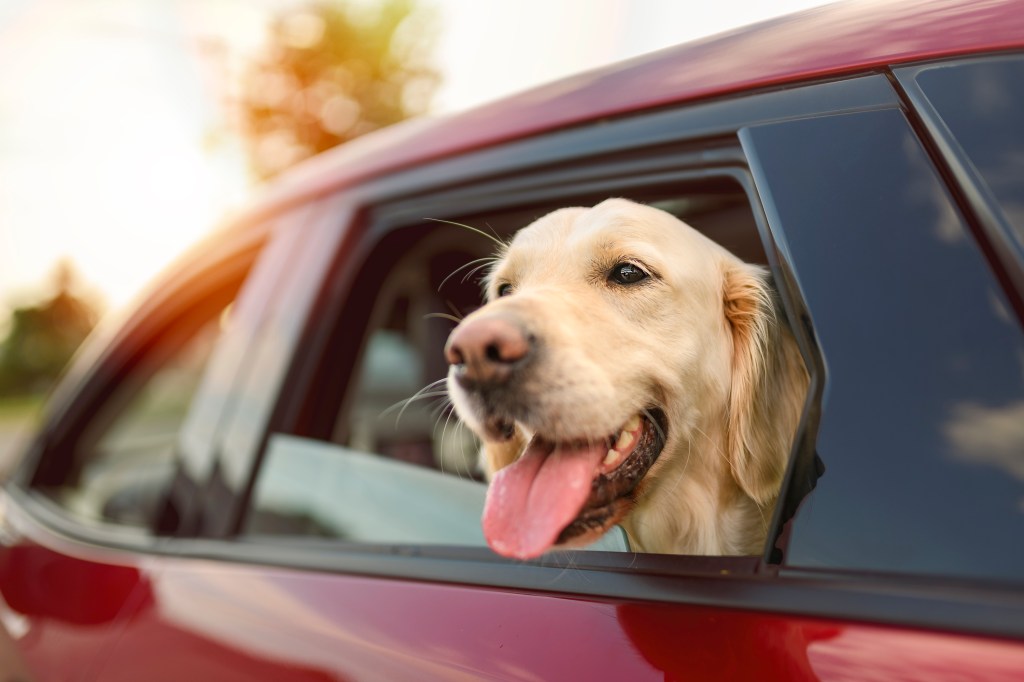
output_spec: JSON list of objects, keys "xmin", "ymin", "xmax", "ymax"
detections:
[
  {"xmin": 608, "ymin": 262, "xmax": 649, "ymax": 285},
  {"xmin": 496, "ymin": 282, "xmax": 513, "ymax": 297}
]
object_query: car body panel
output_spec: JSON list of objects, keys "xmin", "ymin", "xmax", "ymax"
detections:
[
  {"xmin": 2, "ymin": 1, "xmax": 1024, "ymax": 680},
  {"xmin": 0, "ymin": 495, "xmax": 152, "ymax": 681},
  {"xmin": 3, "ymin": 513, "xmax": 1022, "ymax": 682},
  {"xmin": 95, "ymin": 568, "xmax": 1008, "ymax": 681}
]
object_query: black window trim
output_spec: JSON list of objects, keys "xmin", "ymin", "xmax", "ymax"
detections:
[
  {"xmin": 7, "ymin": 482, "xmax": 1022, "ymax": 642},
  {"xmin": 356, "ymin": 73, "xmax": 898, "ymax": 212},
  {"xmin": 891, "ymin": 52, "xmax": 1024, "ymax": 322}
]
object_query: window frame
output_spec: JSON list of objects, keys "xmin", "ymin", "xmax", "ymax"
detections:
[
  {"xmin": 893, "ymin": 52, "xmax": 1024, "ymax": 320},
  {"xmin": 246, "ymin": 165, "xmax": 787, "ymax": 556},
  {"xmin": 235, "ymin": 75, "xmax": 901, "ymax": 578}
]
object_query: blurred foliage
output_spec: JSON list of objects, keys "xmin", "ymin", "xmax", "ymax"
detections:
[
  {"xmin": 0, "ymin": 262, "xmax": 100, "ymax": 398},
  {"xmin": 238, "ymin": 0, "xmax": 438, "ymax": 181}
]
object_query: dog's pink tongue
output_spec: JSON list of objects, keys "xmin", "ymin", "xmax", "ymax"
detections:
[{"xmin": 482, "ymin": 439, "xmax": 604, "ymax": 559}]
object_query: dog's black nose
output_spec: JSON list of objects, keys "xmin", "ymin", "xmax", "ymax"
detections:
[{"xmin": 445, "ymin": 316, "xmax": 530, "ymax": 387}]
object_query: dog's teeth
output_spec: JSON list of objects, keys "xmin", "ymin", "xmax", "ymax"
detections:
[
  {"xmin": 624, "ymin": 414, "xmax": 642, "ymax": 432},
  {"xmin": 615, "ymin": 429, "xmax": 632, "ymax": 451},
  {"xmin": 604, "ymin": 449, "xmax": 620, "ymax": 466}
]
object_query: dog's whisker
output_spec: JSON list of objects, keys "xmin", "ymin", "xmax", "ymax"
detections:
[
  {"xmin": 425, "ymin": 217, "xmax": 507, "ymax": 250},
  {"xmin": 466, "ymin": 423, "xmax": 486, "ymax": 480},
  {"xmin": 620, "ymin": 526, "xmax": 643, "ymax": 559},
  {"xmin": 640, "ymin": 407, "xmax": 667, "ymax": 443},
  {"xmin": 382, "ymin": 379, "xmax": 449, "ymax": 427},
  {"xmin": 565, "ymin": 553, "xmax": 588, "ymax": 583},
  {"xmin": 434, "ymin": 401, "xmax": 456, "ymax": 428},
  {"xmin": 391, "ymin": 392, "xmax": 450, "ymax": 427},
  {"xmin": 429, "ymin": 399, "xmax": 453, "ymax": 424},
  {"xmin": 450, "ymin": 416, "xmax": 467, "ymax": 481},
  {"xmin": 482, "ymin": 221, "xmax": 504, "ymax": 245},
  {"xmin": 692, "ymin": 425, "xmax": 729, "ymax": 464},
  {"xmin": 543, "ymin": 554, "xmax": 578, "ymax": 586},
  {"xmin": 444, "ymin": 299, "xmax": 467, "ymax": 323},
  {"xmin": 460, "ymin": 261, "xmax": 497, "ymax": 286},
  {"xmin": 438, "ymin": 256, "xmax": 499, "ymax": 292},
  {"xmin": 434, "ymin": 403, "xmax": 480, "ymax": 481},
  {"xmin": 438, "ymin": 403, "xmax": 459, "ymax": 476},
  {"xmin": 665, "ymin": 432, "xmax": 695, "ymax": 499},
  {"xmin": 424, "ymin": 311, "xmax": 462, "ymax": 324},
  {"xmin": 381, "ymin": 379, "xmax": 447, "ymax": 417}
]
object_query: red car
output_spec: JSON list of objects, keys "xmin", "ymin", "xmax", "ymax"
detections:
[{"xmin": 3, "ymin": 0, "xmax": 1024, "ymax": 679}]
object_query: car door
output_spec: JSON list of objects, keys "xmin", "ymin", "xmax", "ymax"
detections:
[
  {"xmin": 0, "ymin": 214, "xmax": 287, "ymax": 680},
  {"xmin": 60, "ymin": 70, "xmax": 1024, "ymax": 681}
]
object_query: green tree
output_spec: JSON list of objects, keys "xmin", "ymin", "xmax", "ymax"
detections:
[
  {"xmin": 0, "ymin": 262, "xmax": 100, "ymax": 397},
  {"xmin": 238, "ymin": 0, "xmax": 438, "ymax": 181}
]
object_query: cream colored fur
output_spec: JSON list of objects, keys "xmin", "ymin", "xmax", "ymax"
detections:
[{"xmin": 450, "ymin": 198, "xmax": 808, "ymax": 555}]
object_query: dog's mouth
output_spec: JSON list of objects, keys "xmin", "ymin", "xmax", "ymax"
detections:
[{"xmin": 482, "ymin": 409, "xmax": 667, "ymax": 559}]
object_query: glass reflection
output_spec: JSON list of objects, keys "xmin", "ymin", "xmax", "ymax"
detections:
[
  {"xmin": 744, "ymin": 107, "xmax": 1024, "ymax": 583},
  {"xmin": 916, "ymin": 57, "xmax": 1024, "ymax": 252}
]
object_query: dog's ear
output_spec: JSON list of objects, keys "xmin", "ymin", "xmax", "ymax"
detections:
[{"xmin": 723, "ymin": 262, "xmax": 806, "ymax": 506}]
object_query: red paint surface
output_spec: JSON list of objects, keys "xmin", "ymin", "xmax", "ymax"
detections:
[
  {"xmin": 259, "ymin": 0, "xmax": 1024, "ymax": 214},
  {"xmin": 0, "ymin": 530, "xmax": 150, "ymax": 679},
  {"xmin": 2, "ymin": 501, "xmax": 1023, "ymax": 682}
]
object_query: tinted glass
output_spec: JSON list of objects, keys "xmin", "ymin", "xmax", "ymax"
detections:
[
  {"xmin": 913, "ymin": 56, "xmax": 1024, "ymax": 251},
  {"xmin": 742, "ymin": 108, "xmax": 1024, "ymax": 583}
]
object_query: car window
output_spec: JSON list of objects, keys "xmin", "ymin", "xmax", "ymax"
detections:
[
  {"xmin": 907, "ymin": 54, "xmax": 1024, "ymax": 253},
  {"xmin": 33, "ymin": 274, "xmax": 247, "ymax": 531},
  {"xmin": 741, "ymin": 107, "xmax": 1024, "ymax": 583},
  {"xmin": 244, "ymin": 178, "xmax": 800, "ymax": 557}
]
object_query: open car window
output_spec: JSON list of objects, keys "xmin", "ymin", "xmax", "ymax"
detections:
[{"xmin": 243, "ymin": 176, "xmax": 803, "ymax": 557}]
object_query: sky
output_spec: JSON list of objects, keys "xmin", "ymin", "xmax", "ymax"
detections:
[{"xmin": 0, "ymin": 0, "xmax": 833, "ymax": 318}]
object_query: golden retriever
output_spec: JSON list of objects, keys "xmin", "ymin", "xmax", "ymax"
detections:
[{"xmin": 444, "ymin": 199, "xmax": 807, "ymax": 559}]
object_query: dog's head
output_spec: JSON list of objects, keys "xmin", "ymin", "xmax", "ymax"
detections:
[{"xmin": 445, "ymin": 199, "xmax": 804, "ymax": 558}]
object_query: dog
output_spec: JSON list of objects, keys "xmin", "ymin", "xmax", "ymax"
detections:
[{"xmin": 444, "ymin": 199, "xmax": 807, "ymax": 559}]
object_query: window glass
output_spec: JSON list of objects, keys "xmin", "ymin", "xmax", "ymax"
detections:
[
  {"xmin": 38, "ymin": 294, "xmax": 240, "ymax": 530},
  {"xmin": 248, "ymin": 434, "xmax": 488, "ymax": 542},
  {"xmin": 334, "ymin": 241, "xmax": 481, "ymax": 476},
  {"xmin": 742, "ymin": 108, "xmax": 1024, "ymax": 583},
  {"xmin": 246, "ymin": 232, "xmax": 506, "ymax": 545},
  {"xmin": 245, "ymin": 180, "xmax": 798, "ymax": 557},
  {"xmin": 912, "ymin": 55, "xmax": 1024, "ymax": 252}
]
